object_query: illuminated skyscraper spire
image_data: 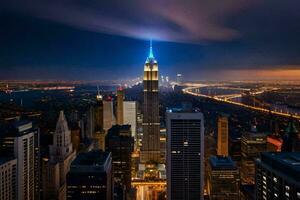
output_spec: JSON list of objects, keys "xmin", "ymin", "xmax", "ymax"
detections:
[{"xmin": 149, "ymin": 39, "xmax": 154, "ymax": 58}]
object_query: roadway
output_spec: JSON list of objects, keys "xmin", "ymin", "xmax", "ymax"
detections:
[{"xmin": 182, "ymin": 86, "xmax": 300, "ymax": 120}]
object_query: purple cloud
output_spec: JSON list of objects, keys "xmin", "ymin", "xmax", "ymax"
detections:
[{"xmin": 0, "ymin": 0, "xmax": 258, "ymax": 43}]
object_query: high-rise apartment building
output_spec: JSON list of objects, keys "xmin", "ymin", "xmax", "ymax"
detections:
[
  {"xmin": 166, "ymin": 110, "xmax": 204, "ymax": 200},
  {"xmin": 255, "ymin": 152, "xmax": 300, "ymax": 200},
  {"xmin": 117, "ymin": 88, "xmax": 124, "ymax": 125},
  {"xmin": 0, "ymin": 158, "xmax": 17, "ymax": 200},
  {"xmin": 141, "ymin": 41, "xmax": 160, "ymax": 163},
  {"xmin": 217, "ymin": 114, "xmax": 229, "ymax": 156},
  {"xmin": 0, "ymin": 120, "xmax": 39, "ymax": 200},
  {"xmin": 208, "ymin": 156, "xmax": 240, "ymax": 200},
  {"xmin": 43, "ymin": 111, "xmax": 76, "ymax": 200},
  {"xmin": 66, "ymin": 151, "xmax": 112, "ymax": 200},
  {"xmin": 241, "ymin": 129, "xmax": 267, "ymax": 184}
]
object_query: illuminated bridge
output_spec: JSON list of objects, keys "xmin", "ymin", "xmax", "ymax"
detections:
[{"xmin": 182, "ymin": 86, "xmax": 300, "ymax": 120}]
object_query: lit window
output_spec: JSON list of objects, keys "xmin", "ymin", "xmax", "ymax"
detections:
[
  {"xmin": 285, "ymin": 185, "xmax": 290, "ymax": 190},
  {"xmin": 273, "ymin": 177, "xmax": 277, "ymax": 183}
]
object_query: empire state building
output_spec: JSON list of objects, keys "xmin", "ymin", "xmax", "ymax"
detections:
[{"xmin": 141, "ymin": 41, "xmax": 161, "ymax": 163}]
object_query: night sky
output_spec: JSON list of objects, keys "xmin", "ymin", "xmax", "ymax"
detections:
[{"xmin": 0, "ymin": 0, "xmax": 300, "ymax": 81}]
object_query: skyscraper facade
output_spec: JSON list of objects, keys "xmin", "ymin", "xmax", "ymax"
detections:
[
  {"xmin": 255, "ymin": 152, "xmax": 300, "ymax": 200},
  {"xmin": 123, "ymin": 101, "xmax": 137, "ymax": 141},
  {"xmin": 116, "ymin": 88, "xmax": 124, "ymax": 125},
  {"xmin": 241, "ymin": 130, "xmax": 267, "ymax": 184},
  {"xmin": 166, "ymin": 110, "xmax": 204, "ymax": 200},
  {"xmin": 217, "ymin": 114, "xmax": 229, "ymax": 156},
  {"xmin": 106, "ymin": 125, "xmax": 133, "ymax": 196},
  {"xmin": 43, "ymin": 111, "xmax": 76, "ymax": 200},
  {"xmin": 208, "ymin": 156, "xmax": 240, "ymax": 200},
  {"xmin": 0, "ymin": 120, "xmax": 39, "ymax": 200},
  {"xmin": 67, "ymin": 151, "xmax": 112, "ymax": 200},
  {"xmin": 0, "ymin": 158, "xmax": 17, "ymax": 200},
  {"xmin": 141, "ymin": 42, "xmax": 160, "ymax": 163}
]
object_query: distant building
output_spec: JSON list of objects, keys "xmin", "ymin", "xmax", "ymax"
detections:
[
  {"xmin": 141, "ymin": 41, "xmax": 161, "ymax": 163},
  {"xmin": 240, "ymin": 128, "xmax": 267, "ymax": 184},
  {"xmin": 67, "ymin": 151, "xmax": 112, "ymax": 200},
  {"xmin": 116, "ymin": 88, "xmax": 124, "ymax": 125},
  {"xmin": 103, "ymin": 100, "xmax": 115, "ymax": 132},
  {"xmin": 255, "ymin": 152, "xmax": 300, "ymax": 200},
  {"xmin": 281, "ymin": 119, "xmax": 300, "ymax": 152},
  {"xmin": 70, "ymin": 126, "xmax": 81, "ymax": 153},
  {"xmin": 176, "ymin": 73, "xmax": 183, "ymax": 84},
  {"xmin": 208, "ymin": 156, "xmax": 240, "ymax": 200},
  {"xmin": 0, "ymin": 158, "xmax": 17, "ymax": 200},
  {"xmin": 0, "ymin": 120, "xmax": 39, "ymax": 200},
  {"xmin": 217, "ymin": 114, "xmax": 229, "ymax": 157},
  {"xmin": 106, "ymin": 125, "xmax": 133, "ymax": 197},
  {"xmin": 43, "ymin": 111, "xmax": 76, "ymax": 200},
  {"xmin": 166, "ymin": 110, "xmax": 204, "ymax": 200},
  {"xmin": 123, "ymin": 101, "xmax": 137, "ymax": 141}
]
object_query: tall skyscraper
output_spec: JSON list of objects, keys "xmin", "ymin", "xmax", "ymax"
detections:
[
  {"xmin": 141, "ymin": 41, "xmax": 160, "ymax": 163},
  {"xmin": 217, "ymin": 114, "xmax": 229, "ymax": 156},
  {"xmin": 0, "ymin": 158, "xmax": 17, "ymax": 200},
  {"xmin": 241, "ymin": 128, "xmax": 267, "ymax": 184},
  {"xmin": 123, "ymin": 101, "xmax": 137, "ymax": 141},
  {"xmin": 116, "ymin": 88, "xmax": 124, "ymax": 125},
  {"xmin": 103, "ymin": 100, "xmax": 115, "ymax": 132},
  {"xmin": 43, "ymin": 111, "xmax": 76, "ymax": 200},
  {"xmin": 255, "ymin": 152, "xmax": 300, "ymax": 200},
  {"xmin": 105, "ymin": 125, "xmax": 133, "ymax": 198},
  {"xmin": 0, "ymin": 120, "xmax": 39, "ymax": 200},
  {"xmin": 67, "ymin": 151, "xmax": 112, "ymax": 200},
  {"xmin": 208, "ymin": 156, "xmax": 240, "ymax": 200},
  {"xmin": 166, "ymin": 110, "xmax": 204, "ymax": 200}
]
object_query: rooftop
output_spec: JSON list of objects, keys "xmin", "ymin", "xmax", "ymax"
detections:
[
  {"xmin": 71, "ymin": 150, "xmax": 110, "ymax": 167},
  {"xmin": 258, "ymin": 152, "xmax": 300, "ymax": 184},
  {"xmin": 209, "ymin": 156, "xmax": 237, "ymax": 170}
]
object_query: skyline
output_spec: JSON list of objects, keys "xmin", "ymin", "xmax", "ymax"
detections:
[{"xmin": 0, "ymin": 0, "xmax": 300, "ymax": 80}]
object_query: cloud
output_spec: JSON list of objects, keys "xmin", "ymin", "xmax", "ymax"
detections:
[{"xmin": 0, "ymin": 0, "xmax": 258, "ymax": 43}]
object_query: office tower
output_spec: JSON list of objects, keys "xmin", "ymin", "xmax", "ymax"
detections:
[
  {"xmin": 43, "ymin": 111, "xmax": 76, "ymax": 200},
  {"xmin": 141, "ymin": 41, "xmax": 160, "ymax": 163},
  {"xmin": 103, "ymin": 100, "xmax": 115, "ymax": 132},
  {"xmin": 255, "ymin": 152, "xmax": 300, "ymax": 200},
  {"xmin": 70, "ymin": 126, "xmax": 81, "ymax": 153},
  {"xmin": 176, "ymin": 73, "xmax": 182, "ymax": 84},
  {"xmin": 166, "ymin": 110, "xmax": 204, "ymax": 200},
  {"xmin": 0, "ymin": 120, "xmax": 39, "ymax": 200},
  {"xmin": 66, "ymin": 151, "xmax": 112, "ymax": 200},
  {"xmin": 86, "ymin": 106, "xmax": 95, "ymax": 139},
  {"xmin": 106, "ymin": 125, "xmax": 133, "ymax": 197},
  {"xmin": 240, "ymin": 128, "xmax": 267, "ymax": 184},
  {"xmin": 217, "ymin": 114, "xmax": 229, "ymax": 156},
  {"xmin": 94, "ymin": 92, "xmax": 104, "ymax": 132},
  {"xmin": 282, "ymin": 119, "xmax": 300, "ymax": 152},
  {"xmin": 0, "ymin": 158, "xmax": 17, "ymax": 200},
  {"xmin": 208, "ymin": 156, "xmax": 240, "ymax": 200},
  {"xmin": 117, "ymin": 88, "xmax": 124, "ymax": 125},
  {"xmin": 123, "ymin": 101, "xmax": 137, "ymax": 139}
]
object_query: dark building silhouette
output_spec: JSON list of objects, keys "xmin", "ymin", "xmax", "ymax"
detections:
[
  {"xmin": 67, "ymin": 151, "xmax": 112, "ymax": 200},
  {"xmin": 208, "ymin": 156, "xmax": 240, "ymax": 200},
  {"xmin": 106, "ymin": 125, "xmax": 133, "ymax": 198},
  {"xmin": 281, "ymin": 119, "xmax": 300, "ymax": 152}
]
